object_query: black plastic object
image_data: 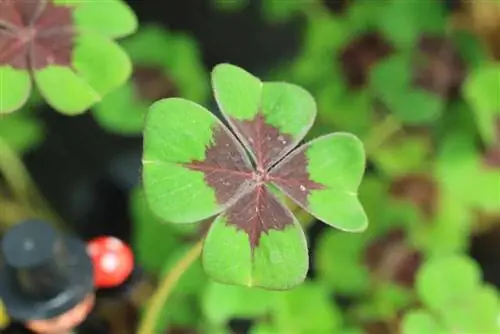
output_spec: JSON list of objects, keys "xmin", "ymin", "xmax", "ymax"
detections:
[{"xmin": 0, "ymin": 220, "xmax": 94, "ymax": 321}]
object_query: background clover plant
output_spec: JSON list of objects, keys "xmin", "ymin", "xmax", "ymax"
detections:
[
  {"xmin": 93, "ymin": 25, "xmax": 208, "ymax": 135},
  {"xmin": 0, "ymin": 0, "xmax": 137, "ymax": 115},
  {"xmin": 142, "ymin": 63, "xmax": 368, "ymax": 289}
]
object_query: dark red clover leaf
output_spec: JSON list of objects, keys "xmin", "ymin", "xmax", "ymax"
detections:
[
  {"xmin": 142, "ymin": 64, "xmax": 367, "ymax": 289},
  {"xmin": 0, "ymin": 0, "xmax": 137, "ymax": 114}
]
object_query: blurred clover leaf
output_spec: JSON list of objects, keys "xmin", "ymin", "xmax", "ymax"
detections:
[
  {"xmin": 401, "ymin": 310, "xmax": 447, "ymax": 334},
  {"xmin": 270, "ymin": 283, "xmax": 343, "ymax": 333},
  {"xmin": 202, "ymin": 281, "xmax": 275, "ymax": 326},
  {"xmin": 463, "ymin": 62, "xmax": 500, "ymax": 146},
  {"xmin": 411, "ymin": 255, "xmax": 500, "ymax": 333},
  {"xmin": 0, "ymin": 0, "xmax": 137, "ymax": 114},
  {"xmin": 142, "ymin": 63, "xmax": 368, "ymax": 290},
  {"xmin": 375, "ymin": 0, "xmax": 445, "ymax": 48},
  {"xmin": 93, "ymin": 25, "xmax": 209, "ymax": 135},
  {"xmin": 0, "ymin": 109, "xmax": 44, "ymax": 154},
  {"xmin": 130, "ymin": 187, "xmax": 186, "ymax": 274},
  {"xmin": 369, "ymin": 54, "xmax": 444, "ymax": 124},
  {"xmin": 416, "ymin": 255, "xmax": 481, "ymax": 311}
]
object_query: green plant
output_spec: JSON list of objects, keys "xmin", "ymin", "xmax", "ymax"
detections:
[
  {"xmin": 93, "ymin": 25, "xmax": 208, "ymax": 135},
  {"xmin": 142, "ymin": 63, "xmax": 368, "ymax": 290},
  {"xmin": 0, "ymin": 0, "xmax": 137, "ymax": 114}
]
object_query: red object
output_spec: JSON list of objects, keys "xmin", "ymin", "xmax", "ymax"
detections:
[{"xmin": 86, "ymin": 236, "xmax": 134, "ymax": 289}]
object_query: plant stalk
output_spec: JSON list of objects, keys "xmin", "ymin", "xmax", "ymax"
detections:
[{"xmin": 137, "ymin": 241, "xmax": 203, "ymax": 334}]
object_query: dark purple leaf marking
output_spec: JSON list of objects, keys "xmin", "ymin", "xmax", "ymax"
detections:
[
  {"xmin": 184, "ymin": 113, "xmax": 322, "ymax": 250},
  {"xmin": 132, "ymin": 65, "xmax": 179, "ymax": 102},
  {"xmin": 184, "ymin": 125, "xmax": 254, "ymax": 205},
  {"xmin": 230, "ymin": 113, "xmax": 296, "ymax": 171},
  {"xmin": 364, "ymin": 229, "xmax": 422, "ymax": 287},
  {"xmin": 0, "ymin": 0, "xmax": 75, "ymax": 70},
  {"xmin": 225, "ymin": 185, "xmax": 294, "ymax": 249},
  {"xmin": 269, "ymin": 148, "xmax": 325, "ymax": 207}
]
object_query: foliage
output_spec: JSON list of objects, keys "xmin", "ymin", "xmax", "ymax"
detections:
[
  {"xmin": 142, "ymin": 63, "xmax": 367, "ymax": 290},
  {"xmin": 1, "ymin": 0, "xmax": 500, "ymax": 333},
  {"xmin": 93, "ymin": 25, "xmax": 208, "ymax": 135},
  {"xmin": 0, "ymin": 0, "xmax": 137, "ymax": 115}
]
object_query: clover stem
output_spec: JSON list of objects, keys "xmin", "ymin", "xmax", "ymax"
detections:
[
  {"xmin": 0, "ymin": 138, "xmax": 63, "ymax": 228},
  {"xmin": 363, "ymin": 115, "xmax": 402, "ymax": 156},
  {"xmin": 137, "ymin": 241, "xmax": 203, "ymax": 334}
]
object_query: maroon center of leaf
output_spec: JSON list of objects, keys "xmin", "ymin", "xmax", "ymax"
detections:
[
  {"xmin": 184, "ymin": 113, "xmax": 324, "ymax": 250},
  {"xmin": 364, "ymin": 229, "xmax": 422, "ymax": 287},
  {"xmin": 0, "ymin": 0, "xmax": 75, "ymax": 70},
  {"xmin": 339, "ymin": 32, "xmax": 393, "ymax": 89},
  {"xmin": 132, "ymin": 65, "xmax": 179, "ymax": 102},
  {"xmin": 412, "ymin": 35, "xmax": 466, "ymax": 99},
  {"xmin": 390, "ymin": 173, "xmax": 438, "ymax": 218}
]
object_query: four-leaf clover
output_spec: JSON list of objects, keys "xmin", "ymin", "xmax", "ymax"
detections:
[{"xmin": 142, "ymin": 64, "xmax": 367, "ymax": 289}]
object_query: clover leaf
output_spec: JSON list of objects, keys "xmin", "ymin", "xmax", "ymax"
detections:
[
  {"xmin": 0, "ymin": 0, "xmax": 137, "ymax": 114},
  {"xmin": 93, "ymin": 25, "xmax": 208, "ymax": 135},
  {"xmin": 401, "ymin": 310, "xmax": 447, "ymax": 334},
  {"xmin": 142, "ymin": 63, "xmax": 368, "ymax": 289},
  {"xmin": 0, "ymin": 109, "xmax": 44, "ymax": 154},
  {"xmin": 369, "ymin": 54, "xmax": 445, "ymax": 124},
  {"xmin": 463, "ymin": 62, "xmax": 500, "ymax": 146},
  {"xmin": 416, "ymin": 255, "xmax": 481, "ymax": 312}
]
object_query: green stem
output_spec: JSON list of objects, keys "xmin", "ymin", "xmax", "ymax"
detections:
[
  {"xmin": 0, "ymin": 138, "xmax": 63, "ymax": 228},
  {"xmin": 137, "ymin": 241, "xmax": 203, "ymax": 334}
]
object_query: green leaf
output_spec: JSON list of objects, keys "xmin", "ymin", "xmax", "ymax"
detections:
[
  {"xmin": 33, "ymin": 32, "xmax": 131, "ymax": 115},
  {"xmin": 202, "ymin": 212, "xmax": 308, "ymax": 290},
  {"xmin": 271, "ymin": 133, "xmax": 368, "ymax": 232},
  {"xmin": 272, "ymin": 283, "xmax": 343, "ymax": 333},
  {"xmin": 212, "ymin": 0, "xmax": 248, "ymax": 11},
  {"xmin": 416, "ymin": 255, "xmax": 482, "ymax": 311},
  {"xmin": 376, "ymin": 0, "xmax": 445, "ymax": 47},
  {"xmin": 370, "ymin": 55, "xmax": 444, "ymax": 124},
  {"xmin": 202, "ymin": 282, "xmax": 275, "ymax": 325},
  {"xmin": 463, "ymin": 62, "xmax": 500, "ymax": 145},
  {"xmin": 129, "ymin": 187, "xmax": 182, "ymax": 274},
  {"xmin": 401, "ymin": 310, "xmax": 447, "ymax": 334},
  {"xmin": 441, "ymin": 285, "xmax": 500, "ymax": 333},
  {"xmin": 373, "ymin": 135, "xmax": 431, "ymax": 176},
  {"xmin": 34, "ymin": 66, "xmax": 100, "ymax": 115},
  {"xmin": 0, "ymin": 67, "xmax": 31, "ymax": 114},
  {"xmin": 212, "ymin": 63, "xmax": 316, "ymax": 168},
  {"xmin": 0, "ymin": 112, "xmax": 44, "ymax": 154},
  {"xmin": 73, "ymin": 32, "xmax": 132, "ymax": 98},
  {"xmin": 72, "ymin": 0, "xmax": 138, "ymax": 38},
  {"xmin": 142, "ymin": 98, "xmax": 251, "ymax": 223},
  {"xmin": 93, "ymin": 25, "xmax": 209, "ymax": 135},
  {"xmin": 92, "ymin": 83, "xmax": 147, "ymax": 134},
  {"xmin": 315, "ymin": 230, "xmax": 370, "ymax": 295}
]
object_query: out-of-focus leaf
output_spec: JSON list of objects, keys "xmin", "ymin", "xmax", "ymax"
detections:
[
  {"xmin": 441, "ymin": 285, "xmax": 500, "ymax": 333},
  {"xmin": 370, "ymin": 55, "xmax": 444, "ymax": 124},
  {"xmin": 376, "ymin": 0, "xmax": 446, "ymax": 47},
  {"xmin": 0, "ymin": 111, "xmax": 44, "ymax": 154},
  {"xmin": 315, "ymin": 229, "xmax": 370, "ymax": 296},
  {"xmin": 463, "ymin": 62, "xmax": 500, "ymax": 146},
  {"xmin": 373, "ymin": 135, "xmax": 431, "ymax": 176},
  {"xmin": 130, "ymin": 187, "xmax": 186, "ymax": 274},
  {"xmin": 272, "ymin": 282, "xmax": 343, "ymax": 333},
  {"xmin": 401, "ymin": 309, "xmax": 447, "ymax": 334},
  {"xmin": 416, "ymin": 255, "xmax": 481, "ymax": 311},
  {"xmin": 212, "ymin": 0, "xmax": 248, "ymax": 11},
  {"xmin": 357, "ymin": 283, "xmax": 413, "ymax": 321},
  {"xmin": 202, "ymin": 282, "xmax": 276, "ymax": 326}
]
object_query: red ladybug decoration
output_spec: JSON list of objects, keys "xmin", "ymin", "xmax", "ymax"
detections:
[{"xmin": 86, "ymin": 237, "xmax": 134, "ymax": 289}]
